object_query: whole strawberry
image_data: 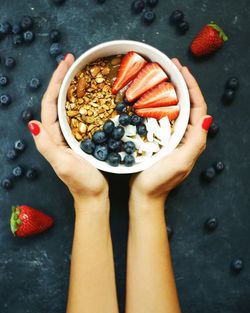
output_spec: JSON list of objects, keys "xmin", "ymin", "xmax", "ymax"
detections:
[
  {"xmin": 191, "ymin": 22, "xmax": 228, "ymax": 57},
  {"xmin": 10, "ymin": 205, "xmax": 54, "ymax": 237}
]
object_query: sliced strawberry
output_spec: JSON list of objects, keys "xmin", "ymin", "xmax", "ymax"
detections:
[
  {"xmin": 125, "ymin": 62, "xmax": 168, "ymax": 102},
  {"xmin": 135, "ymin": 106, "xmax": 180, "ymax": 121},
  {"xmin": 133, "ymin": 82, "xmax": 178, "ymax": 109},
  {"xmin": 112, "ymin": 51, "xmax": 147, "ymax": 94}
]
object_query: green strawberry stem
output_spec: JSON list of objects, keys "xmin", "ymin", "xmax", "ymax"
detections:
[
  {"xmin": 10, "ymin": 206, "xmax": 22, "ymax": 236},
  {"xmin": 208, "ymin": 21, "xmax": 228, "ymax": 41}
]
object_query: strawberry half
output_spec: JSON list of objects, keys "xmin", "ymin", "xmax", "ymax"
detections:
[
  {"xmin": 125, "ymin": 62, "xmax": 168, "ymax": 102},
  {"xmin": 112, "ymin": 51, "xmax": 147, "ymax": 94},
  {"xmin": 10, "ymin": 205, "xmax": 54, "ymax": 237},
  {"xmin": 133, "ymin": 82, "xmax": 178, "ymax": 109},
  {"xmin": 191, "ymin": 22, "xmax": 228, "ymax": 57},
  {"xmin": 135, "ymin": 106, "xmax": 180, "ymax": 121}
]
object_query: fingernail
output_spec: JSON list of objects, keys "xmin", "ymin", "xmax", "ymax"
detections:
[
  {"xmin": 202, "ymin": 116, "xmax": 213, "ymax": 131},
  {"xmin": 28, "ymin": 122, "xmax": 40, "ymax": 136},
  {"xmin": 64, "ymin": 53, "xmax": 70, "ymax": 60}
]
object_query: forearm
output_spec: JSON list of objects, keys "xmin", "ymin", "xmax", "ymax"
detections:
[
  {"xmin": 126, "ymin": 194, "xmax": 181, "ymax": 313},
  {"xmin": 66, "ymin": 195, "xmax": 119, "ymax": 313}
]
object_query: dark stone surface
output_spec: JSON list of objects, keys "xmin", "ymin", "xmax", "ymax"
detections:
[{"xmin": 0, "ymin": 0, "xmax": 250, "ymax": 312}]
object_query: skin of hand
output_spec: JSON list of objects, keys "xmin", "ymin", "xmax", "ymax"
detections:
[{"xmin": 27, "ymin": 53, "xmax": 108, "ymax": 207}]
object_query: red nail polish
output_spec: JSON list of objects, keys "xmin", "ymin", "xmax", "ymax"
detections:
[
  {"xmin": 28, "ymin": 122, "xmax": 40, "ymax": 136},
  {"xmin": 64, "ymin": 53, "xmax": 70, "ymax": 60},
  {"xmin": 202, "ymin": 116, "xmax": 213, "ymax": 131}
]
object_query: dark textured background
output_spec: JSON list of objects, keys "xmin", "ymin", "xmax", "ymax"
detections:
[{"xmin": 0, "ymin": 0, "xmax": 249, "ymax": 312}]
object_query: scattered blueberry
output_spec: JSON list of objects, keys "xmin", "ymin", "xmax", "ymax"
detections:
[
  {"xmin": 0, "ymin": 75, "xmax": 8, "ymax": 87},
  {"xmin": 49, "ymin": 42, "xmax": 62, "ymax": 57},
  {"xmin": 107, "ymin": 138, "xmax": 122, "ymax": 152},
  {"xmin": 29, "ymin": 77, "xmax": 41, "ymax": 90},
  {"xmin": 6, "ymin": 149, "xmax": 18, "ymax": 160},
  {"xmin": 167, "ymin": 226, "xmax": 174, "ymax": 240},
  {"xmin": 49, "ymin": 29, "xmax": 61, "ymax": 42},
  {"xmin": 131, "ymin": 0, "xmax": 145, "ymax": 14},
  {"xmin": 170, "ymin": 10, "xmax": 184, "ymax": 24},
  {"xmin": 23, "ymin": 30, "xmax": 35, "ymax": 43},
  {"xmin": 116, "ymin": 102, "xmax": 127, "ymax": 113},
  {"xmin": 124, "ymin": 154, "xmax": 135, "ymax": 167},
  {"xmin": 226, "ymin": 77, "xmax": 239, "ymax": 91},
  {"xmin": 0, "ymin": 22, "xmax": 11, "ymax": 37},
  {"xmin": 92, "ymin": 130, "xmax": 107, "ymax": 144},
  {"xmin": 143, "ymin": 10, "xmax": 156, "ymax": 25},
  {"xmin": 107, "ymin": 152, "xmax": 121, "ymax": 167},
  {"xmin": 12, "ymin": 23, "xmax": 22, "ymax": 34},
  {"xmin": 20, "ymin": 16, "xmax": 33, "ymax": 30},
  {"xmin": 4, "ymin": 56, "xmax": 16, "ymax": 69},
  {"xmin": 205, "ymin": 217, "xmax": 218, "ymax": 231},
  {"xmin": 21, "ymin": 109, "xmax": 33, "ymax": 123},
  {"xmin": 222, "ymin": 89, "xmax": 235, "ymax": 103},
  {"xmin": 1, "ymin": 177, "xmax": 13, "ymax": 190},
  {"xmin": 147, "ymin": 0, "xmax": 158, "ymax": 7},
  {"xmin": 112, "ymin": 126, "xmax": 125, "ymax": 140},
  {"xmin": 208, "ymin": 121, "xmax": 219, "ymax": 137},
  {"xmin": 213, "ymin": 161, "xmax": 225, "ymax": 174},
  {"xmin": 0, "ymin": 94, "xmax": 12, "ymax": 107},
  {"xmin": 231, "ymin": 258, "xmax": 244, "ymax": 273},
  {"xmin": 137, "ymin": 124, "xmax": 147, "ymax": 136},
  {"xmin": 130, "ymin": 114, "xmax": 143, "ymax": 126},
  {"xmin": 80, "ymin": 139, "xmax": 95, "ymax": 154},
  {"xmin": 12, "ymin": 34, "xmax": 24, "ymax": 45},
  {"xmin": 93, "ymin": 145, "xmax": 108, "ymax": 161},
  {"xmin": 26, "ymin": 168, "xmax": 38, "ymax": 180},
  {"xmin": 103, "ymin": 119, "xmax": 115, "ymax": 135},
  {"xmin": 56, "ymin": 54, "xmax": 64, "ymax": 64},
  {"xmin": 124, "ymin": 141, "xmax": 136, "ymax": 154},
  {"xmin": 119, "ymin": 113, "xmax": 131, "ymax": 126},
  {"xmin": 12, "ymin": 165, "xmax": 24, "ymax": 178},
  {"xmin": 201, "ymin": 167, "xmax": 216, "ymax": 182},
  {"xmin": 14, "ymin": 139, "xmax": 26, "ymax": 152},
  {"xmin": 177, "ymin": 20, "xmax": 189, "ymax": 33}
]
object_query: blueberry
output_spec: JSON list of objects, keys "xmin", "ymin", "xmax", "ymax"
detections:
[
  {"xmin": 21, "ymin": 109, "xmax": 33, "ymax": 123},
  {"xmin": 170, "ymin": 10, "xmax": 184, "ymax": 24},
  {"xmin": 12, "ymin": 165, "xmax": 24, "ymax": 178},
  {"xmin": 0, "ymin": 22, "xmax": 11, "ymax": 37},
  {"xmin": 231, "ymin": 258, "xmax": 244, "ymax": 273},
  {"xmin": 0, "ymin": 75, "xmax": 8, "ymax": 87},
  {"xmin": 107, "ymin": 152, "xmax": 121, "ymax": 167},
  {"xmin": 26, "ymin": 168, "xmax": 38, "ymax": 180},
  {"xmin": 12, "ymin": 23, "xmax": 22, "ymax": 34},
  {"xmin": 130, "ymin": 114, "xmax": 143, "ymax": 126},
  {"xmin": 177, "ymin": 20, "xmax": 189, "ymax": 33},
  {"xmin": 137, "ymin": 124, "xmax": 147, "ymax": 136},
  {"xmin": 93, "ymin": 145, "xmax": 108, "ymax": 161},
  {"xmin": 29, "ymin": 77, "xmax": 41, "ymax": 90},
  {"xmin": 0, "ymin": 94, "xmax": 12, "ymax": 107},
  {"xmin": 147, "ymin": 0, "xmax": 158, "ymax": 7},
  {"xmin": 20, "ymin": 16, "xmax": 33, "ymax": 30},
  {"xmin": 201, "ymin": 167, "xmax": 216, "ymax": 182},
  {"xmin": 124, "ymin": 98, "xmax": 133, "ymax": 106},
  {"xmin": 213, "ymin": 161, "xmax": 225, "ymax": 174},
  {"xmin": 13, "ymin": 34, "xmax": 24, "ymax": 45},
  {"xmin": 107, "ymin": 138, "xmax": 122, "ymax": 152},
  {"xmin": 49, "ymin": 29, "xmax": 61, "ymax": 42},
  {"xmin": 53, "ymin": 0, "xmax": 66, "ymax": 4},
  {"xmin": 1, "ymin": 177, "xmax": 13, "ymax": 190},
  {"xmin": 226, "ymin": 77, "xmax": 239, "ymax": 90},
  {"xmin": 116, "ymin": 102, "xmax": 127, "ymax": 113},
  {"xmin": 4, "ymin": 56, "xmax": 16, "ymax": 69},
  {"xmin": 56, "ymin": 54, "xmax": 64, "ymax": 64},
  {"xmin": 143, "ymin": 10, "xmax": 156, "ymax": 25},
  {"xmin": 6, "ymin": 149, "xmax": 18, "ymax": 160},
  {"xmin": 222, "ymin": 89, "xmax": 235, "ymax": 103},
  {"xmin": 92, "ymin": 130, "xmax": 107, "ymax": 144},
  {"xmin": 80, "ymin": 139, "xmax": 95, "ymax": 154},
  {"xmin": 124, "ymin": 154, "xmax": 135, "ymax": 167},
  {"xmin": 208, "ymin": 122, "xmax": 219, "ymax": 137},
  {"xmin": 167, "ymin": 226, "xmax": 174, "ymax": 240},
  {"xmin": 103, "ymin": 119, "xmax": 115, "ymax": 135},
  {"xmin": 49, "ymin": 42, "xmax": 62, "ymax": 57},
  {"xmin": 14, "ymin": 139, "xmax": 26, "ymax": 152},
  {"xmin": 124, "ymin": 141, "xmax": 136, "ymax": 154},
  {"xmin": 23, "ymin": 30, "xmax": 35, "ymax": 43},
  {"xmin": 119, "ymin": 113, "xmax": 131, "ymax": 126},
  {"xmin": 112, "ymin": 126, "xmax": 125, "ymax": 140},
  {"xmin": 131, "ymin": 0, "xmax": 145, "ymax": 13},
  {"xmin": 205, "ymin": 217, "xmax": 218, "ymax": 231}
]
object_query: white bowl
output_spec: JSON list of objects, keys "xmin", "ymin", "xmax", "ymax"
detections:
[{"xmin": 58, "ymin": 40, "xmax": 190, "ymax": 174}]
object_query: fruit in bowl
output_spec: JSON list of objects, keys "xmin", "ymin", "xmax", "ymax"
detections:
[{"xmin": 58, "ymin": 40, "xmax": 190, "ymax": 174}]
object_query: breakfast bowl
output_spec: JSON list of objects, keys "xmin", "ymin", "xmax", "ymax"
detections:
[{"xmin": 58, "ymin": 40, "xmax": 190, "ymax": 174}]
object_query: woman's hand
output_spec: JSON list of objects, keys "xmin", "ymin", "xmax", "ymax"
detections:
[
  {"xmin": 130, "ymin": 58, "xmax": 213, "ymax": 206},
  {"xmin": 28, "ymin": 54, "xmax": 108, "ymax": 208}
]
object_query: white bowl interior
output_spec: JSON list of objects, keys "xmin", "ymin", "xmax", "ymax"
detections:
[{"xmin": 58, "ymin": 40, "xmax": 190, "ymax": 174}]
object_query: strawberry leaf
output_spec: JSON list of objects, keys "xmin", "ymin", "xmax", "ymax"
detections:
[{"xmin": 208, "ymin": 22, "xmax": 228, "ymax": 41}]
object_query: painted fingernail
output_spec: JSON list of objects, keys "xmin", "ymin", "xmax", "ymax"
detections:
[
  {"xmin": 28, "ymin": 122, "xmax": 40, "ymax": 136},
  {"xmin": 202, "ymin": 116, "xmax": 213, "ymax": 131},
  {"xmin": 64, "ymin": 53, "xmax": 70, "ymax": 60}
]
